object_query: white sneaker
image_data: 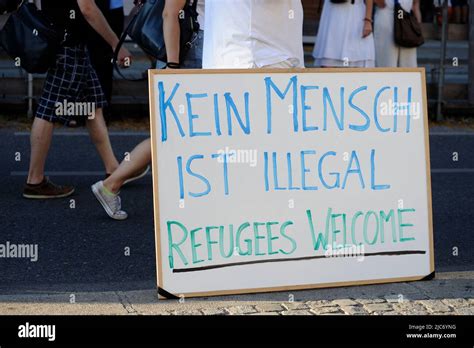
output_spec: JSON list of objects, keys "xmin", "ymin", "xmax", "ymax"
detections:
[{"xmin": 91, "ymin": 181, "xmax": 128, "ymax": 221}]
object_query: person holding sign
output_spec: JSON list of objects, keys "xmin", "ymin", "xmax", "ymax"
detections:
[
  {"xmin": 202, "ymin": 0, "xmax": 304, "ymax": 69},
  {"xmin": 91, "ymin": 0, "xmax": 205, "ymax": 220}
]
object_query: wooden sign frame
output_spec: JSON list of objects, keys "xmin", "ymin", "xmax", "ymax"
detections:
[{"xmin": 148, "ymin": 68, "xmax": 434, "ymax": 299}]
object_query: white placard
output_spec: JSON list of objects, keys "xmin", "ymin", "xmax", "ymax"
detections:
[{"xmin": 149, "ymin": 68, "xmax": 434, "ymax": 298}]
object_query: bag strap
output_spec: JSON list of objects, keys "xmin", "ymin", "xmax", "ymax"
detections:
[
  {"xmin": 112, "ymin": 2, "xmax": 148, "ymax": 82},
  {"xmin": 188, "ymin": 0, "xmax": 201, "ymax": 33},
  {"xmin": 113, "ymin": 31, "xmax": 140, "ymax": 81}
]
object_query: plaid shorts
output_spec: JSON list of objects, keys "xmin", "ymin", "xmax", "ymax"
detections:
[{"xmin": 36, "ymin": 45, "xmax": 107, "ymax": 124}]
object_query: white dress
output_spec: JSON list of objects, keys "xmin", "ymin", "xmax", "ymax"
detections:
[{"xmin": 313, "ymin": 0, "xmax": 375, "ymax": 67}]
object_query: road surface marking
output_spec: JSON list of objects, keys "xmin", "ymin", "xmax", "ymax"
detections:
[
  {"xmin": 12, "ymin": 131, "xmax": 474, "ymax": 137},
  {"xmin": 10, "ymin": 171, "xmax": 151, "ymax": 176},
  {"xmin": 10, "ymin": 169, "xmax": 471, "ymax": 176},
  {"xmin": 431, "ymin": 169, "xmax": 474, "ymax": 173},
  {"xmin": 14, "ymin": 131, "xmax": 150, "ymax": 136}
]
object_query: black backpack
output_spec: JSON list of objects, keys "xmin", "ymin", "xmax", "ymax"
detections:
[{"xmin": 0, "ymin": 1, "xmax": 60, "ymax": 73}]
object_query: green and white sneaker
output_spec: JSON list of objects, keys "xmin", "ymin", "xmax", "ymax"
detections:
[{"xmin": 91, "ymin": 181, "xmax": 128, "ymax": 221}]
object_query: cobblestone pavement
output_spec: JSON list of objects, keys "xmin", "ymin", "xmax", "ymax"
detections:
[{"xmin": 0, "ymin": 272, "xmax": 472, "ymax": 316}]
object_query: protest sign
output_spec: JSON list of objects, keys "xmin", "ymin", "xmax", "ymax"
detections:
[{"xmin": 148, "ymin": 68, "xmax": 434, "ymax": 298}]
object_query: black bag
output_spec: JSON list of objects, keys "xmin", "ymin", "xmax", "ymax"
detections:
[
  {"xmin": 0, "ymin": 1, "xmax": 60, "ymax": 73},
  {"xmin": 394, "ymin": 0, "xmax": 424, "ymax": 48},
  {"xmin": 125, "ymin": 0, "xmax": 166, "ymax": 60},
  {"xmin": 113, "ymin": 0, "xmax": 199, "ymax": 79},
  {"xmin": 119, "ymin": 0, "xmax": 198, "ymax": 61}
]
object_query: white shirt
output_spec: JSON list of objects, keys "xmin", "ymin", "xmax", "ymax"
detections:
[
  {"xmin": 384, "ymin": 0, "xmax": 413, "ymax": 11},
  {"xmin": 203, "ymin": 0, "xmax": 304, "ymax": 69}
]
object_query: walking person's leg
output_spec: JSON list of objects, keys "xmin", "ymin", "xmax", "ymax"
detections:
[
  {"xmin": 27, "ymin": 118, "xmax": 54, "ymax": 185},
  {"xmin": 104, "ymin": 138, "xmax": 151, "ymax": 193},
  {"xmin": 86, "ymin": 107, "xmax": 119, "ymax": 175},
  {"xmin": 92, "ymin": 0, "xmax": 188, "ymax": 219},
  {"xmin": 23, "ymin": 46, "xmax": 80, "ymax": 199},
  {"xmin": 92, "ymin": 138, "xmax": 151, "ymax": 220},
  {"xmin": 24, "ymin": 116, "xmax": 74, "ymax": 199}
]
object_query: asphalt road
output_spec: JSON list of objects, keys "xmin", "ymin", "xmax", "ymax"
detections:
[{"xmin": 0, "ymin": 126, "xmax": 473, "ymax": 294}]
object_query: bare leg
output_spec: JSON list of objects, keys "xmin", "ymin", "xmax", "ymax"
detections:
[
  {"xmin": 86, "ymin": 108, "xmax": 119, "ymax": 174},
  {"xmin": 27, "ymin": 117, "xmax": 54, "ymax": 185},
  {"xmin": 103, "ymin": 138, "xmax": 151, "ymax": 193}
]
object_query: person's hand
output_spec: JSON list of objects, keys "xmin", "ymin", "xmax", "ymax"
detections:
[
  {"xmin": 362, "ymin": 20, "xmax": 373, "ymax": 38},
  {"xmin": 117, "ymin": 47, "xmax": 132, "ymax": 68},
  {"xmin": 374, "ymin": 0, "xmax": 386, "ymax": 8}
]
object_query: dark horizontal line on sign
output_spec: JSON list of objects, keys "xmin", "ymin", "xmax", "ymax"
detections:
[{"xmin": 172, "ymin": 250, "xmax": 427, "ymax": 273}]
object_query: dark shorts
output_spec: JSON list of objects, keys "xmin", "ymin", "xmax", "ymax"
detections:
[{"xmin": 36, "ymin": 46, "xmax": 107, "ymax": 125}]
